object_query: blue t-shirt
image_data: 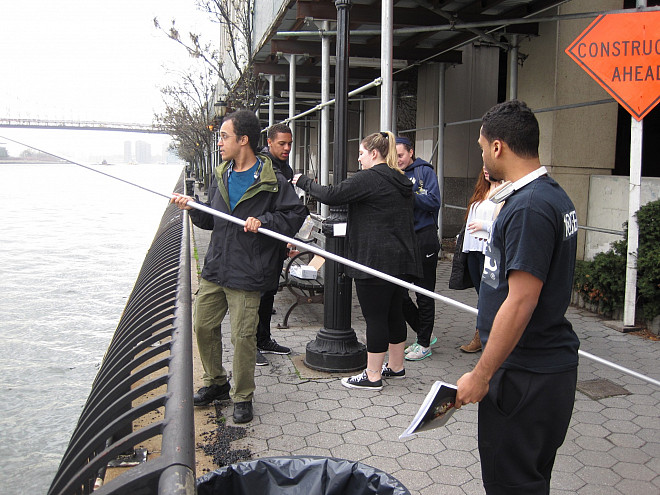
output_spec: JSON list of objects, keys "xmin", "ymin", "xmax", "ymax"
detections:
[
  {"xmin": 228, "ymin": 160, "xmax": 259, "ymax": 210},
  {"xmin": 477, "ymin": 175, "xmax": 580, "ymax": 373}
]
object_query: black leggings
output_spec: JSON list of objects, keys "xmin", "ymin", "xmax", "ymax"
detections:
[
  {"xmin": 466, "ymin": 251, "xmax": 485, "ymax": 295},
  {"xmin": 354, "ymin": 277, "xmax": 407, "ymax": 353},
  {"xmin": 401, "ymin": 252, "xmax": 437, "ymax": 347}
]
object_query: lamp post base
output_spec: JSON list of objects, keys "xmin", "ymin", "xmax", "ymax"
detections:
[{"xmin": 304, "ymin": 327, "xmax": 366, "ymax": 373}]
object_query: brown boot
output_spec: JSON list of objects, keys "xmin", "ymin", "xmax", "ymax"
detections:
[{"xmin": 460, "ymin": 330, "xmax": 482, "ymax": 353}]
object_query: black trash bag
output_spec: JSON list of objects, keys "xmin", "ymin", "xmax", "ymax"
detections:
[{"xmin": 197, "ymin": 456, "xmax": 410, "ymax": 495}]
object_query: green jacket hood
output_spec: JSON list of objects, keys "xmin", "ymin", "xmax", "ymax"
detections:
[{"xmin": 214, "ymin": 153, "xmax": 280, "ymax": 211}]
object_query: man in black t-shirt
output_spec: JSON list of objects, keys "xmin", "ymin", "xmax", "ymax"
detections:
[{"xmin": 455, "ymin": 100, "xmax": 579, "ymax": 494}]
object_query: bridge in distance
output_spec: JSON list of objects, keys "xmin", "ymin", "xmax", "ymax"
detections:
[{"xmin": 0, "ymin": 117, "xmax": 165, "ymax": 134}]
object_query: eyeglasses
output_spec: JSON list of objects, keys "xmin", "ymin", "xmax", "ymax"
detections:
[{"xmin": 218, "ymin": 133, "xmax": 237, "ymax": 142}]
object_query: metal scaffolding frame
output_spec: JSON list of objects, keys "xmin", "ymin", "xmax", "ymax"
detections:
[{"xmin": 250, "ymin": 2, "xmax": 660, "ymax": 329}]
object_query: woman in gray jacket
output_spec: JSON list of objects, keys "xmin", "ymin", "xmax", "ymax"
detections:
[{"xmin": 293, "ymin": 131, "xmax": 421, "ymax": 391}]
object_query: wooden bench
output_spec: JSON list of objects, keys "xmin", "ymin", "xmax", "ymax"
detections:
[{"xmin": 277, "ymin": 215, "xmax": 325, "ymax": 329}]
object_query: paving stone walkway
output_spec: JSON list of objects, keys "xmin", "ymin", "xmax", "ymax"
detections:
[{"xmin": 192, "ymin": 219, "xmax": 659, "ymax": 494}]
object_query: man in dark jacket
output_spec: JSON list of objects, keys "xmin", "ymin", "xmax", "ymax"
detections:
[
  {"xmin": 255, "ymin": 123, "xmax": 296, "ymax": 366},
  {"xmin": 395, "ymin": 137, "xmax": 441, "ymax": 361},
  {"xmin": 171, "ymin": 110, "xmax": 307, "ymax": 423},
  {"xmin": 261, "ymin": 123, "xmax": 294, "ymax": 180}
]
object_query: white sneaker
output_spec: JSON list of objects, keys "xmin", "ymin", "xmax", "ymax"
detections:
[{"xmin": 405, "ymin": 343, "xmax": 432, "ymax": 361}]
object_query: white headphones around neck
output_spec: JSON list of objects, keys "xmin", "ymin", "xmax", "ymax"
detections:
[{"xmin": 489, "ymin": 166, "xmax": 548, "ymax": 204}]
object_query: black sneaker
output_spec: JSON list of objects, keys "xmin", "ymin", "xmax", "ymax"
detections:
[
  {"xmin": 258, "ymin": 339, "xmax": 291, "ymax": 355},
  {"xmin": 193, "ymin": 382, "xmax": 230, "ymax": 406},
  {"xmin": 233, "ymin": 401, "xmax": 253, "ymax": 423},
  {"xmin": 341, "ymin": 371, "xmax": 383, "ymax": 391},
  {"xmin": 256, "ymin": 350, "xmax": 269, "ymax": 366},
  {"xmin": 381, "ymin": 363, "xmax": 405, "ymax": 379}
]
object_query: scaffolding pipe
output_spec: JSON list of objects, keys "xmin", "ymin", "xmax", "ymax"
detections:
[
  {"xmin": 358, "ymin": 99, "xmax": 364, "ymax": 143},
  {"xmin": 437, "ymin": 63, "xmax": 446, "ymax": 243},
  {"xmin": 303, "ymin": 119, "xmax": 309, "ymax": 178},
  {"xmin": 508, "ymin": 34, "xmax": 519, "ymax": 100},
  {"xmin": 381, "ymin": 0, "xmax": 393, "ymax": 131},
  {"xmin": 274, "ymin": 6, "xmax": 660, "ymax": 38},
  {"xmin": 288, "ymin": 54, "xmax": 297, "ymax": 171},
  {"xmin": 438, "ymin": 99, "xmax": 616, "ymax": 130},
  {"xmin": 268, "ymin": 74, "xmax": 275, "ymax": 127},
  {"xmin": 391, "ymin": 82, "xmax": 398, "ymax": 134},
  {"xmin": 281, "ymin": 77, "xmax": 382, "ymax": 124},
  {"xmin": 321, "ymin": 20, "xmax": 331, "ymax": 218}
]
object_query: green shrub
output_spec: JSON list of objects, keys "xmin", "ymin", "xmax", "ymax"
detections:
[
  {"xmin": 636, "ymin": 199, "xmax": 660, "ymax": 321},
  {"xmin": 574, "ymin": 240, "xmax": 626, "ymax": 315},
  {"xmin": 574, "ymin": 199, "xmax": 660, "ymax": 323}
]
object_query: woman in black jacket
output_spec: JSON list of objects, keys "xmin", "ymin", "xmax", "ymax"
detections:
[{"xmin": 293, "ymin": 131, "xmax": 421, "ymax": 391}]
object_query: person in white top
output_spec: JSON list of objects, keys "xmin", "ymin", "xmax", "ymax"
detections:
[{"xmin": 460, "ymin": 166, "xmax": 503, "ymax": 352}]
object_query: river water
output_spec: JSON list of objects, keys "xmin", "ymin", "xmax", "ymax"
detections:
[{"xmin": 0, "ymin": 162, "xmax": 184, "ymax": 494}]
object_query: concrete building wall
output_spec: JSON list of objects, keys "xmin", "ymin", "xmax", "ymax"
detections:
[
  {"xmin": 444, "ymin": 45, "xmax": 499, "ymax": 236},
  {"xmin": 363, "ymin": 97, "xmax": 381, "ymax": 137},
  {"xmin": 413, "ymin": 45, "xmax": 499, "ymax": 237},
  {"xmin": 585, "ymin": 176, "xmax": 660, "ymax": 260},
  {"xmin": 517, "ymin": 0, "xmax": 623, "ymax": 258},
  {"xmin": 340, "ymin": 97, "xmax": 381, "ymax": 174},
  {"xmin": 414, "ymin": 63, "xmax": 439, "ymax": 165}
]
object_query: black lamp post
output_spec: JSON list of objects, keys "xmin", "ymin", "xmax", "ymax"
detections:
[
  {"xmin": 305, "ymin": 0, "xmax": 366, "ymax": 372},
  {"xmin": 214, "ymin": 99, "xmax": 228, "ymax": 119}
]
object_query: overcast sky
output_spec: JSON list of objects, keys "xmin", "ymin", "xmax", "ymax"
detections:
[{"xmin": 0, "ymin": 0, "xmax": 218, "ymax": 160}]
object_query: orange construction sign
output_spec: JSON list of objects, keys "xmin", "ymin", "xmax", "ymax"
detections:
[{"xmin": 566, "ymin": 11, "xmax": 660, "ymax": 121}]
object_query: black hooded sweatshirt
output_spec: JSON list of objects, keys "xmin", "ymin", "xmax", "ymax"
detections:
[
  {"xmin": 260, "ymin": 146, "xmax": 294, "ymax": 181},
  {"xmin": 295, "ymin": 163, "xmax": 421, "ymax": 280}
]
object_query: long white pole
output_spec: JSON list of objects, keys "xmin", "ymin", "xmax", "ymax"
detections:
[
  {"xmin": 182, "ymin": 198, "xmax": 660, "ymax": 388},
  {"xmin": 185, "ymin": 199, "xmax": 477, "ymax": 315},
  {"xmin": 2, "ymin": 134, "xmax": 655, "ymax": 388}
]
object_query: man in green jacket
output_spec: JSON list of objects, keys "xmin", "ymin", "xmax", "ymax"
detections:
[{"xmin": 171, "ymin": 110, "xmax": 307, "ymax": 423}]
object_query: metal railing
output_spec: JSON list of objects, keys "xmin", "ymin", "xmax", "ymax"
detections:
[{"xmin": 48, "ymin": 177, "xmax": 195, "ymax": 495}]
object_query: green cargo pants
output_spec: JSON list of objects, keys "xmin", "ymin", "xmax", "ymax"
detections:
[{"xmin": 194, "ymin": 278, "xmax": 260, "ymax": 403}]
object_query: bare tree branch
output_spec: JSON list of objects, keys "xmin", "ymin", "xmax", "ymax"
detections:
[{"xmin": 154, "ymin": 0, "xmax": 258, "ymax": 109}]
